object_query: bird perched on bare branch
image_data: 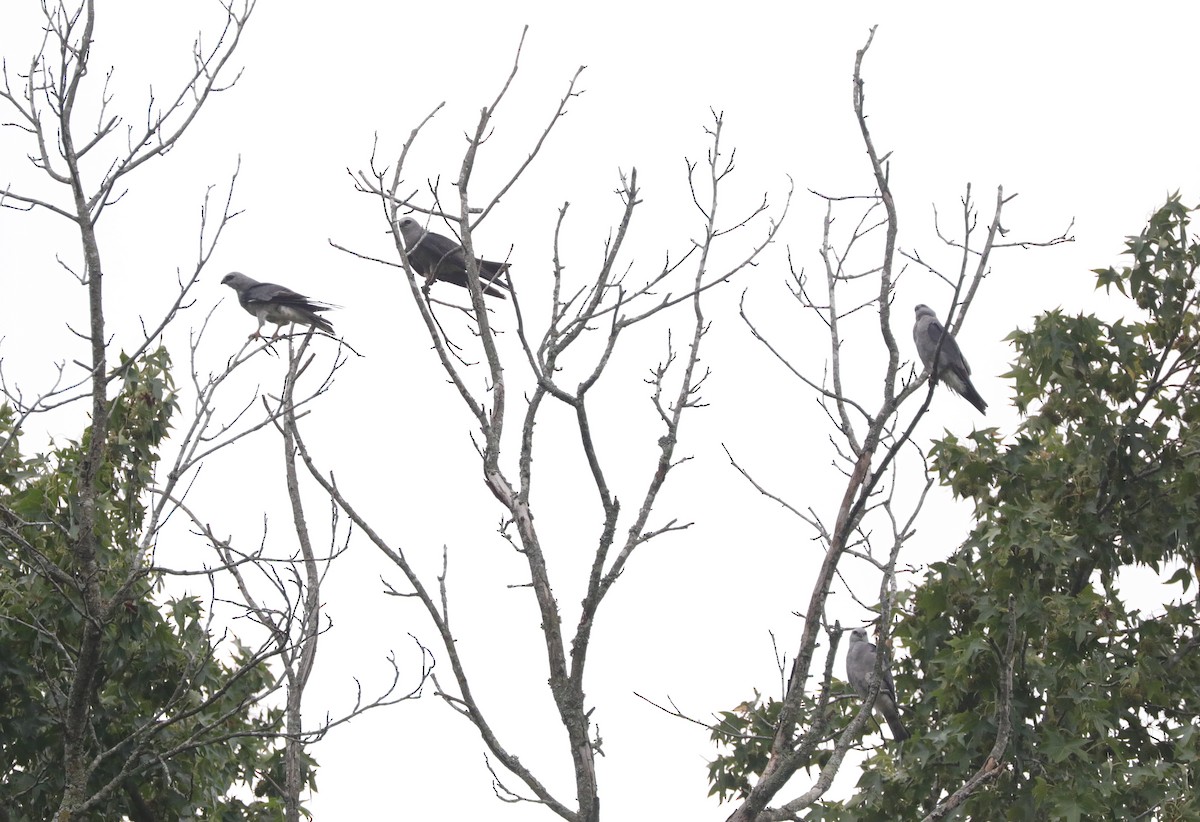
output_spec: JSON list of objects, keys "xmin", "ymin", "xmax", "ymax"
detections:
[
  {"xmin": 913, "ymin": 304, "xmax": 987, "ymax": 413},
  {"xmin": 394, "ymin": 216, "xmax": 511, "ymax": 299},
  {"xmin": 221, "ymin": 272, "xmax": 335, "ymax": 340},
  {"xmin": 846, "ymin": 627, "xmax": 910, "ymax": 741}
]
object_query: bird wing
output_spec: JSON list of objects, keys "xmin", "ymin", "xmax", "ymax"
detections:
[
  {"xmin": 849, "ymin": 637, "xmax": 899, "ymax": 699},
  {"xmin": 920, "ymin": 318, "xmax": 971, "ymax": 376},
  {"xmin": 413, "ymin": 230, "xmax": 467, "ymax": 273},
  {"xmin": 412, "ymin": 229, "xmax": 461, "ymax": 257},
  {"xmin": 244, "ymin": 282, "xmax": 331, "ymax": 312},
  {"xmin": 880, "ymin": 659, "xmax": 899, "ymax": 702}
]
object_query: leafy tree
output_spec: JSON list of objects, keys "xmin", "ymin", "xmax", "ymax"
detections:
[
  {"xmin": 846, "ymin": 195, "xmax": 1200, "ymax": 820},
  {"xmin": 700, "ymin": 29, "xmax": 1199, "ymax": 822},
  {"xmin": 0, "ymin": 3, "xmax": 342, "ymax": 819},
  {"xmin": 710, "ymin": 196, "xmax": 1200, "ymax": 820},
  {"xmin": 0, "ymin": 351, "xmax": 292, "ymax": 820},
  {"xmin": 706, "ymin": 30, "xmax": 1063, "ymax": 821},
  {"xmin": 724, "ymin": 196, "xmax": 1200, "ymax": 821}
]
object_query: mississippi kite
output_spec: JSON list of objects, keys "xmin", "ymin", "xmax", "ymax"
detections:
[
  {"xmin": 913, "ymin": 304, "xmax": 987, "ymax": 413},
  {"xmin": 221, "ymin": 272, "xmax": 335, "ymax": 340},
  {"xmin": 394, "ymin": 216, "xmax": 510, "ymax": 299},
  {"xmin": 846, "ymin": 627, "xmax": 910, "ymax": 742}
]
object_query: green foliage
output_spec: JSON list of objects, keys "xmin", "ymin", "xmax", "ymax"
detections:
[
  {"xmin": 849, "ymin": 196, "xmax": 1200, "ymax": 819},
  {"xmin": 708, "ymin": 197, "xmax": 1200, "ymax": 819},
  {"xmin": 708, "ymin": 691, "xmax": 783, "ymax": 802},
  {"xmin": 707, "ymin": 678, "xmax": 903, "ymax": 806},
  {"xmin": 0, "ymin": 349, "xmax": 302, "ymax": 820}
]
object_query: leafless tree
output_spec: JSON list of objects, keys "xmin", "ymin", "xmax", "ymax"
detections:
[
  {"xmin": 156, "ymin": 323, "xmax": 432, "ymax": 822},
  {"xmin": 302, "ymin": 30, "xmax": 791, "ymax": 822},
  {"xmin": 714, "ymin": 29, "xmax": 1070, "ymax": 821}
]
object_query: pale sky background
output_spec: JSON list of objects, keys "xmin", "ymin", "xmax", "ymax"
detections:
[{"xmin": 2, "ymin": 2, "xmax": 1199, "ymax": 819}]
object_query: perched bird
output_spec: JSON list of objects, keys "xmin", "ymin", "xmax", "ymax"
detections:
[
  {"xmin": 394, "ymin": 216, "xmax": 510, "ymax": 299},
  {"xmin": 913, "ymin": 304, "xmax": 987, "ymax": 413},
  {"xmin": 846, "ymin": 628, "xmax": 910, "ymax": 742},
  {"xmin": 221, "ymin": 272, "xmax": 335, "ymax": 340}
]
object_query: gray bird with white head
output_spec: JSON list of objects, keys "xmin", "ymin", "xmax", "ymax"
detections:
[
  {"xmin": 913, "ymin": 304, "xmax": 987, "ymax": 413},
  {"xmin": 394, "ymin": 216, "xmax": 511, "ymax": 299},
  {"xmin": 221, "ymin": 272, "xmax": 335, "ymax": 340},
  {"xmin": 846, "ymin": 627, "xmax": 910, "ymax": 741}
]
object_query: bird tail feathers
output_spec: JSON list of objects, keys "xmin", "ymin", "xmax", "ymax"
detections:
[
  {"xmin": 963, "ymin": 383, "xmax": 987, "ymax": 414},
  {"xmin": 478, "ymin": 260, "xmax": 511, "ymax": 298},
  {"xmin": 885, "ymin": 711, "xmax": 910, "ymax": 742},
  {"xmin": 945, "ymin": 370, "xmax": 988, "ymax": 414}
]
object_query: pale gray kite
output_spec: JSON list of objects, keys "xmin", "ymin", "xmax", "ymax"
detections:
[
  {"xmin": 221, "ymin": 272, "xmax": 335, "ymax": 339},
  {"xmin": 913, "ymin": 304, "xmax": 987, "ymax": 413},
  {"xmin": 846, "ymin": 627, "xmax": 910, "ymax": 741},
  {"xmin": 395, "ymin": 217, "xmax": 510, "ymax": 299}
]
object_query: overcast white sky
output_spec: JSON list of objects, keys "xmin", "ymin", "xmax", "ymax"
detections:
[{"xmin": 3, "ymin": 2, "xmax": 1199, "ymax": 819}]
